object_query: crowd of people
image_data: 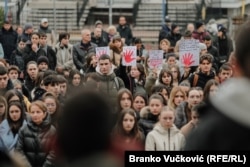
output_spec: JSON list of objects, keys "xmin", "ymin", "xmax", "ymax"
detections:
[{"xmin": 0, "ymin": 13, "xmax": 249, "ymax": 167}]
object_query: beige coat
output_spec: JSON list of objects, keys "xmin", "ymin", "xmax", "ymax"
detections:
[
  {"xmin": 55, "ymin": 43, "xmax": 76, "ymax": 70},
  {"xmin": 145, "ymin": 123, "xmax": 185, "ymax": 151}
]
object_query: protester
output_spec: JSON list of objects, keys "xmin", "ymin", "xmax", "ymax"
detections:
[
  {"xmin": 0, "ymin": 96, "xmax": 7, "ymax": 124},
  {"xmin": 145, "ymin": 107, "xmax": 185, "ymax": 150},
  {"xmin": 0, "ymin": 102, "xmax": 26, "ymax": 153},
  {"xmin": 168, "ymin": 86, "xmax": 186, "ymax": 111},
  {"xmin": 139, "ymin": 94, "xmax": 165, "ymax": 137},
  {"xmin": 186, "ymin": 21, "xmax": 250, "ymax": 150},
  {"xmin": 132, "ymin": 92, "xmax": 148, "ymax": 118},
  {"xmin": 175, "ymin": 87, "xmax": 201, "ymax": 129},
  {"xmin": 111, "ymin": 108, "xmax": 144, "ymax": 160},
  {"xmin": 117, "ymin": 88, "xmax": 133, "ymax": 112},
  {"xmin": 15, "ymin": 101, "xmax": 56, "ymax": 167}
]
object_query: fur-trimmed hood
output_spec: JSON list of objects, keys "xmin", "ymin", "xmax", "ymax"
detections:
[
  {"xmin": 140, "ymin": 106, "xmax": 159, "ymax": 121},
  {"xmin": 140, "ymin": 106, "xmax": 151, "ymax": 119}
]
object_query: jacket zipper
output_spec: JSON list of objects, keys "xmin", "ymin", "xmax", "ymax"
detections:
[{"xmin": 168, "ymin": 128, "xmax": 170, "ymax": 150}]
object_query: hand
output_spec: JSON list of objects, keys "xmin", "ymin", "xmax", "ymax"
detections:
[
  {"xmin": 121, "ymin": 38, "xmax": 125, "ymax": 44},
  {"xmin": 96, "ymin": 50, "xmax": 107, "ymax": 59},
  {"xmin": 152, "ymin": 68, "xmax": 158, "ymax": 77},
  {"xmin": 31, "ymin": 44, "xmax": 38, "ymax": 52},
  {"xmin": 123, "ymin": 50, "xmax": 135, "ymax": 63},
  {"xmin": 181, "ymin": 53, "xmax": 195, "ymax": 66}
]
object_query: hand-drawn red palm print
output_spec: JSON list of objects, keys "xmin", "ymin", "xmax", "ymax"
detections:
[
  {"xmin": 181, "ymin": 53, "xmax": 195, "ymax": 66},
  {"xmin": 123, "ymin": 50, "xmax": 135, "ymax": 63},
  {"xmin": 96, "ymin": 50, "xmax": 107, "ymax": 59}
]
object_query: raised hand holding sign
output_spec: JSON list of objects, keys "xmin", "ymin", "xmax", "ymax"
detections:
[
  {"xmin": 179, "ymin": 39, "xmax": 200, "ymax": 66},
  {"xmin": 148, "ymin": 50, "xmax": 163, "ymax": 69},
  {"xmin": 122, "ymin": 46, "xmax": 136, "ymax": 66}
]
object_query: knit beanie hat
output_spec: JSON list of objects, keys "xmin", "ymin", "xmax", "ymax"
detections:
[
  {"xmin": 24, "ymin": 23, "xmax": 33, "ymax": 31},
  {"xmin": 199, "ymin": 43, "xmax": 207, "ymax": 51},
  {"xmin": 37, "ymin": 56, "xmax": 49, "ymax": 65}
]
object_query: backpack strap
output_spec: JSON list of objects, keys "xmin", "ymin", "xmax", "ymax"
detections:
[
  {"xmin": 114, "ymin": 77, "xmax": 120, "ymax": 91},
  {"xmin": 193, "ymin": 74, "xmax": 199, "ymax": 87}
]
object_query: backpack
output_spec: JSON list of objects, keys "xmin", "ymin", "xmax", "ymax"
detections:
[{"xmin": 114, "ymin": 77, "xmax": 120, "ymax": 91}]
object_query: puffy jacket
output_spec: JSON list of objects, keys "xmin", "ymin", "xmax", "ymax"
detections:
[
  {"xmin": 0, "ymin": 120, "xmax": 26, "ymax": 152},
  {"xmin": 15, "ymin": 113, "xmax": 56, "ymax": 167},
  {"xmin": 145, "ymin": 123, "xmax": 185, "ymax": 150},
  {"xmin": 139, "ymin": 106, "xmax": 159, "ymax": 137}
]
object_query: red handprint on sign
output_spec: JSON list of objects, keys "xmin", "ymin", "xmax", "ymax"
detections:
[
  {"xmin": 96, "ymin": 50, "xmax": 107, "ymax": 59},
  {"xmin": 181, "ymin": 53, "xmax": 195, "ymax": 66},
  {"xmin": 123, "ymin": 50, "xmax": 135, "ymax": 63}
]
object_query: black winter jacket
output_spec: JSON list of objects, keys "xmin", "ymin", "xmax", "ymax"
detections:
[
  {"xmin": 117, "ymin": 24, "xmax": 133, "ymax": 46},
  {"xmin": 166, "ymin": 32, "xmax": 182, "ymax": 47},
  {"xmin": 188, "ymin": 70, "xmax": 216, "ymax": 89},
  {"xmin": 0, "ymin": 26, "xmax": 18, "ymax": 60},
  {"xmin": 42, "ymin": 45, "xmax": 57, "ymax": 70},
  {"xmin": 10, "ymin": 48, "xmax": 25, "ymax": 72},
  {"xmin": 15, "ymin": 113, "xmax": 56, "ymax": 167},
  {"xmin": 73, "ymin": 42, "xmax": 97, "ymax": 70},
  {"xmin": 23, "ymin": 45, "xmax": 46, "ymax": 68},
  {"xmin": 139, "ymin": 107, "xmax": 159, "ymax": 137}
]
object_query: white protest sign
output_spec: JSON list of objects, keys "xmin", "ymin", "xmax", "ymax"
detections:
[
  {"xmin": 179, "ymin": 39, "xmax": 200, "ymax": 66},
  {"xmin": 148, "ymin": 50, "xmax": 163, "ymax": 69},
  {"xmin": 122, "ymin": 46, "xmax": 137, "ymax": 66},
  {"xmin": 95, "ymin": 47, "xmax": 110, "ymax": 60}
]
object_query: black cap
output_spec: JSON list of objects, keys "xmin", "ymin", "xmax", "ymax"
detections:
[
  {"xmin": 165, "ymin": 16, "xmax": 171, "ymax": 22},
  {"xmin": 37, "ymin": 56, "xmax": 49, "ymax": 65},
  {"xmin": 218, "ymin": 25, "xmax": 227, "ymax": 33},
  {"xmin": 171, "ymin": 23, "xmax": 178, "ymax": 31}
]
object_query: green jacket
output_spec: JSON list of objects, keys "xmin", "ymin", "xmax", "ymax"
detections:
[{"xmin": 96, "ymin": 67, "xmax": 125, "ymax": 112}]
